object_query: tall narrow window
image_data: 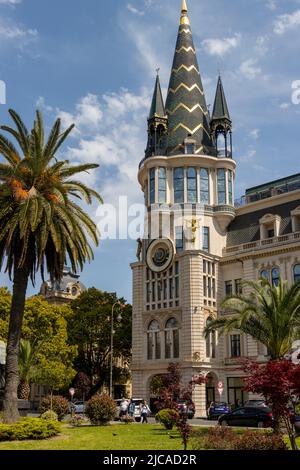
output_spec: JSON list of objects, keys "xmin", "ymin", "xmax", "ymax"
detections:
[
  {"xmin": 150, "ymin": 168, "xmax": 155, "ymax": 204},
  {"xmin": 200, "ymin": 169, "xmax": 209, "ymax": 204},
  {"xmin": 225, "ymin": 281, "xmax": 233, "ymax": 296},
  {"xmin": 206, "ymin": 317, "xmax": 216, "ymax": 359},
  {"xmin": 174, "ymin": 168, "xmax": 184, "ymax": 203},
  {"xmin": 235, "ymin": 279, "xmax": 242, "ymax": 295},
  {"xmin": 147, "ymin": 320, "xmax": 161, "ymax": 360},
  {"xmin": 158, "ymin": 167, "xmax": 166, "ymax": 203},
  {"xmin": 230, "ymin": 334, "xmax": 241, "ymax": 358},
  {"xmin": 165, "ymin": 318, "xmax": 179, "ymax": 359},
  {"xmin": 202, "ymin": 227, "xmax": 209, "ymax": 253},
  {"xmin": 294, "ymin": 265, "xmax": 300, "ymax": 284},
  {"xmin": 271, "ymin": 267, "xmax": 280, "ymax": 287},
  {"xmin": 217, "ymin": 169, "xmax": 226, "ymax": 205},
  {"xmin": 228, "ymin": 170, "xmax": 233, "ymax": 206},
  {"xmin": 187, "ymin": 167, "xmax": 197, "ymax": 203},
  {"xmin": 260, "ymin": 270, "xmax": 269, "ymax": 281},
  {"xmin": 175, "ymin": 226, "xmax": 184, "ymax": 252}
]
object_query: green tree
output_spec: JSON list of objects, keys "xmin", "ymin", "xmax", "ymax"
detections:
[
  {"xmin": 205, "ymin": 279, "xmax": 300, "ymax": 360},
  {"xmin": 35, "ymin": 359, "xmax": 75, "ymax": 409},
  {"xmin": 68, "ymin": 288, "xmax": 132, "ymax": 395},
  {"xmin": 0, "ymin": 109, "xmax": 101, "ymax": 422},
  {"xmin": 18, "ymin": 339, "xmax": 37, "ymax": 400},
  {"xmin": 0, "ymin": 287, "xmax": 11, "ymax": 341}
]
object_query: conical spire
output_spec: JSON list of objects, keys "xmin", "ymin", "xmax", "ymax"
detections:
[
  {"xmin": 165, "ymin": 1, "xmax": 215, "ymax": 156},
  {"xmin": 211, "ymin": 76, "xmax": 231, "ymax": 123},
  {"xmin": 149, "ymin": 73, "xmax": 166, "ymax": 119}
]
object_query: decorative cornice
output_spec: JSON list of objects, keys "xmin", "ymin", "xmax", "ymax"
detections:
[{"xmin": 220, "ymin": 243, "xmax": 300, "ymax": 265}]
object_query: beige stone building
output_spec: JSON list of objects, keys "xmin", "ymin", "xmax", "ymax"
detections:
[{"xmin": 131, "ymin": 1, "xmax": 300, "ymax": 416}]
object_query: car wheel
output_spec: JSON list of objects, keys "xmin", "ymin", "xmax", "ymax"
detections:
[
  {"xmin": 221, "ymin": 420, "xmax": 228, "ymax": 427},
  {"xmin": 257, "ymin": 421, "xmax": 264, "ymax": 429}
]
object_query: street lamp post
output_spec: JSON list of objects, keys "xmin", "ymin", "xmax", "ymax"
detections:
[{"xmin": 109, "ymin": 301, "xmax": 123, "ymax": 398}]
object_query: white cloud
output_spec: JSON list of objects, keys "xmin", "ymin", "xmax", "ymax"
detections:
[
  {"xmin": 0, "ymin": 22, "xmax": 37, "ymax": 40},
  {"xmin": 127, "ymin": 3, "xmax": 144, "ymax": 16},
  {"xmin": 202, "ymin": 34, "xmax": 241, "ymax": 57},
  {"xmin": 279, "ymin": 102, "xmax": 290, "ymax": 109},
  {"xmin": 249, "ymin": 129, "xmax": 260, "ymax": 139},
  {"xmin": 274, "ymin": 10, "xmax": 300, "ymax": 35},
  {"xmin": 0, "ymin": 0, "xmax": 22, "ymax": 4},
  {"xmin": 239, "ymin": 59, "xmax": 262, "ymax": 80},
  {"xmin": 255, "ymin": 36, "xmax": 269, "ymax": 57},
  {"xmin": 266, "ymin": 0, "xmax": 277, "ymax": 11}
]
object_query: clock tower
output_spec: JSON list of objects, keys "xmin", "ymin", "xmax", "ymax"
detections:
[{"xmin": 131, "ymin": 0, "xmax": 236, "ymax": 415}]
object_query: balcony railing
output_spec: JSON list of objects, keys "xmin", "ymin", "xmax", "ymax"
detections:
[{"xmin": 223, "ymin": 232, "xmax": 300, "ymax": 256}]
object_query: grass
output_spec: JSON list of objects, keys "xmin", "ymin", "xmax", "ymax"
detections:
[{"xmin": 0, "ymin": 424, "xmax": 185, "ymax": 451}]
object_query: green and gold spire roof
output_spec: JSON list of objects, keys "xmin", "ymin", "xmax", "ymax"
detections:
[{"xmin": 165, "ymin": 0, "xmax": 215, "ymax": 156}]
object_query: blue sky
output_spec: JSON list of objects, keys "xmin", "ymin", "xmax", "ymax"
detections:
[{"xmin": 0, "ymin": 0, "xmax": 300, "ymax": 302}]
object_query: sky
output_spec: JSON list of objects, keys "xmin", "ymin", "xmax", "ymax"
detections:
[{"xmin": 0, "ymin": 0, "xmax": 300, "ymax": 302}]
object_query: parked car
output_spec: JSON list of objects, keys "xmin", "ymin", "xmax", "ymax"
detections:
[
  {"xmin": 244, "ymin": 399, "xmax": 267, "ymax": 408},
  {"xmin": 69, "ymin": 400, "xmax": 85, "ymax": 414},
  {"xmin": 175, "ymin": 400, "xmax": 195, "ymax": 419},
  {"xmin": 207, "ymin": 402, "xmax": 231, "ymax": 420},
  {"xmin": 218, "ymin": 406, "xmax": 273, "ymax": 428}
]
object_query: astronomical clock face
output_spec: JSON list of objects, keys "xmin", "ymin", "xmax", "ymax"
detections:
[{"xmin": 146, "ymin": 239, "xmax": 175, "ymax": 273}]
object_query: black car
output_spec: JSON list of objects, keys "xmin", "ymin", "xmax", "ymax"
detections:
[{"xmin": 218, "ymin": 406, "xmax": 273, "ymax": 428}]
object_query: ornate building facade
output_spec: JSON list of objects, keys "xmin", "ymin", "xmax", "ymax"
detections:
[{"xmin": 131, "ymin": 1, "xmax": 300, "ymax": 415}]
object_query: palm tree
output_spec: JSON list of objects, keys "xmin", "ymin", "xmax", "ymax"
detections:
[
  {"xmin": 0, "ymin": 109, "xmax": 102, "ymax": 422},
  {"xmin": 18, "ymin": 339, "xmax": 37, "ymax": 400},
  {"xmin": 205, "ymin": 279, "xmax": 300, "ymax": 360}
]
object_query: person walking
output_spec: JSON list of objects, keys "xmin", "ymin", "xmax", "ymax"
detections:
[
  {"xmin": 119, "ymin": 397, "xmax": 129, "ymax": 419},
  {"xmin": 141, "ymin": 400, "xmax": 151, "ymax": 424},
  {"xmin": 128, "ymin": 399, "xmax": 136, "ymax": 418}
]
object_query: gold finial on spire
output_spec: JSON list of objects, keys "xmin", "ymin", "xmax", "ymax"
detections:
[{"xmin": 180, "ymin": 0, "xmax": 190, "ymax": 26}]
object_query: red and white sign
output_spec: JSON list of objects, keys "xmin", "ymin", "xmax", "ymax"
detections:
[
  {"xmin": 69, "ymin": 387, "xmax": 75, "ymax": 397},
  {"xmin": 217, "ymin": 381, "xmax": 224, "ymax": 396}
]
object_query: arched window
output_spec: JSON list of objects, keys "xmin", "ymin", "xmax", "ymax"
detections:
[
  {"xmin": 217, "ymin": 169, "xmax": 226, "ymax": 205},
  {"xmin": 271, "ymin": 268, "xmax": 280, "ymax": 287},
  {"xmin": 206, "ymin": 317, "xmax": 216, "ymax": 359},
  {"xmin": 294, "ymin": 265, "xmax": 300, "ymax": 284},
  {"xmin": 147, "ymin": 320, "xmax": 161, "ymax": 360},
  {"xmin": 158, "ymin": 167, "xmax": 166, "ymax": 203},
  {"xmin": 228, "ymin": 170, "xmax": 233, "ymax": 206},
  {"xmin": 149, "ymin": 168, "xmax": 156, "ymax": 204},
  {"xmin": 187, "ymin": 168, "xmax": 197, "ymax": 203},
  {"xmin": 165, "ymin": 318, "xmax": 179, "ymax": 359},
  {"xmin": 200, "ymin": 169, "xmax": 209, "ymax": 204},
  {"xmin": 260, "ymin": 270, "xmax": 269, "ymax": 281},
  {"xmin": 174, "ymin": 168, "xmax": 184, "ymax": 203}
]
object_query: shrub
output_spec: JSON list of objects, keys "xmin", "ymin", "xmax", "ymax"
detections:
[
  {"xmin": 121, "ymin": 415, "xmax": 135, "ymax": 425},
  {"xmin": 156, "ymin": 409, "xmax": 180, "ymax": 430},
  {"xmin": 192, "ymin": 426, "xmax": 237, "ymax": 450},
  {"xmin": 85, "ymin": 394, "xmax": 117, "ymax": 425},
  {"xmin": 233, "ymin": 430, "xmax": 288, "ymax": 451},
  {"xmin": 39, "ymin": 395, "xmax": 69, "ymax": 421},
  {"xmin": 70, "ymin": 415, "xmax": 87, "ymax": 427},
  {"xmin": 0, "ymin": 418, "xmax": 61, "ymax": 441},
  {"xmin": 41, "ymin": 410, "xmax": 58, "ymax": 421}
]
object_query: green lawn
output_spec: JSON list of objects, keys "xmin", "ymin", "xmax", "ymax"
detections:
[{"xmin": 0, "ymin": 424, "xmax": 185, "ymax": 451}]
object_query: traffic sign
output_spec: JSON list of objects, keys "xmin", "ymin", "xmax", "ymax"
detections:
[
  {"xmin": 217, "ymin": 381, "xmax": 224, "ymax": 395},
  {"xmin": 69, "ymin": 387, "xmax": 75, "ymax": 397}
]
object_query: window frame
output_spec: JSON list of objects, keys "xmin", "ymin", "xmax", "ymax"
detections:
[
  {"xmin": 217, "ymin": 169, "xmax": 227, "ymax": 205},
  {"xmin": 174, "ymin": 167, "xmax": 184, "ymax": 203}
]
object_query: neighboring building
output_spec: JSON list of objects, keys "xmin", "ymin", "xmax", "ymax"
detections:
[
  {"xmin": 131, "ymin": 1, "xmax": 300, "ymax": 416},
  {"xmin": 40, "ymin": 266, "xmax": 86, "ymax": 304}
]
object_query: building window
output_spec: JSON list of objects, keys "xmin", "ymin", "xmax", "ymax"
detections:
[
  {"xmin": 203, "ymin": 260, "xmax": 216, "ymax": 306},
  {"xmin": 158, "ymin": 167, "xmax": 166, "ymax": 203},
  {"xmin": 260, "ymin": 270, "xmax": 269, "ymax": 281},
  {"xmin": 174, "ymin": 168, "xmax": 184, "ymax": 203},
  {"xmin": 294, "ymin": 265, "xmax": 300, "ymax": 284},
  {"xmin": 165, "ymin": 318, "xmax": 179, "ymax": 359},
  {"xmin": 206, "ymin": 317, "xmax": 216, "ymax": 359},
  {"xmin": 217, "ymin": 169, "xmax": 226, "ymax": 205},
  {"xmin": 147, "ymin": 320, "xmax": 161, "ymax": 360},
  {"xmin": 267, "ymin": 229, "xmax": 275, "ymax": 239},
  {"xmin": 235, "ymin": 279, "xmax": 242, "ymax": 295},
  {"xmin": 200, "ymin": 168, "xmax": 210, "ymax": 204},
  {"xmin": 271, "ymin": 267, "xmax": 280, "ymax": 287},
  {"xmin": 228, "ymin": 170, "xmax": 233, "ymax": 206},
  {"xmin": 175, "ymin": 226, "xmax": 184, "ymax": 253},
  {"xmin": 185, "ymin": 143, "xmax": 195, "ymax": 154},
  {"xmin": 225, "ymin": 281, "xmax": 233, "ymax": 297},
  {"xmin": 187, "ymin": 167, "xmax": 197, "ymax": 203},
  {"xmin": 150, "ymin": 168, "xmax": 155, "ymax": 204},
  {"xmin": 202, "ymin": 227, "xmax": 209, "ymax": 252},
  {"xmin": 230, "ymin": 334, "xmax": 241, "ymax": 358}
]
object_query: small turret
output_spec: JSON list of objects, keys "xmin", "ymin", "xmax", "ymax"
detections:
[
  {"xmin": 145, "ymin": 73, "xmax": 168, "ymax": 158},
  {"xmin": 210, "ymin": 76, "xmax": 232, "ymax": 158}
]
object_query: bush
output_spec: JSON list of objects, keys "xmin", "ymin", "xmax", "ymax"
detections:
[
  {"xmin": 41, "ymin": 410, "xmax": 58, "ymax": 421},
  {"xmin": 233, "ymin": 430, "xmax": 288, "ymax": 451},
  {"xmin": 156, "ymin": 409, "xmax": 180, "ymax": 430},
  {"xmin": 39, "ymin": 395, "xmax": 69, "ymax": 421},
  {"xmin": 0, "ymin": 418, "xmax": 61, "ymax": 441},
  {"xmin": 191, "ymin": 426, "xmax": 288, "ymax": 451},
  {"xmin": 85, "ymin": 394, "xmax": 117, "ymax": 425},
  {"xmin": 121, "ymin": 415, "xmax": 135, "ymax": 425},
  {"xmin": 70, "ymin": 415, "xmax": 87, "ymax": 427}
]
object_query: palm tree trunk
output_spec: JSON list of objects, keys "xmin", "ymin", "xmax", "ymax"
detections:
[{"xmin": 3, "ymin": 266, "xmax": 29, "ymax": 423}]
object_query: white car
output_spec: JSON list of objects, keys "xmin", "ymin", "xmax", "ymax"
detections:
[
  {"xmin": 69, "ymin": 400, "xmax": 85, "ymax": 414},
  {"xmin": 115, "ymin": 398, "xmax": 143, "ymax": 422}
]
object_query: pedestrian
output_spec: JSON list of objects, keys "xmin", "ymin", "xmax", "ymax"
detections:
[
  {"xmin": 128, "ymin": 399, "xmax": 136, "ymax": 418},
  {"xmin": 141, "ymin": 400, "xmax": 151, "ymax": 424},
  {"xmin": 119, "ymin": 397, "xmax": 129, "ymax": 419}
]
